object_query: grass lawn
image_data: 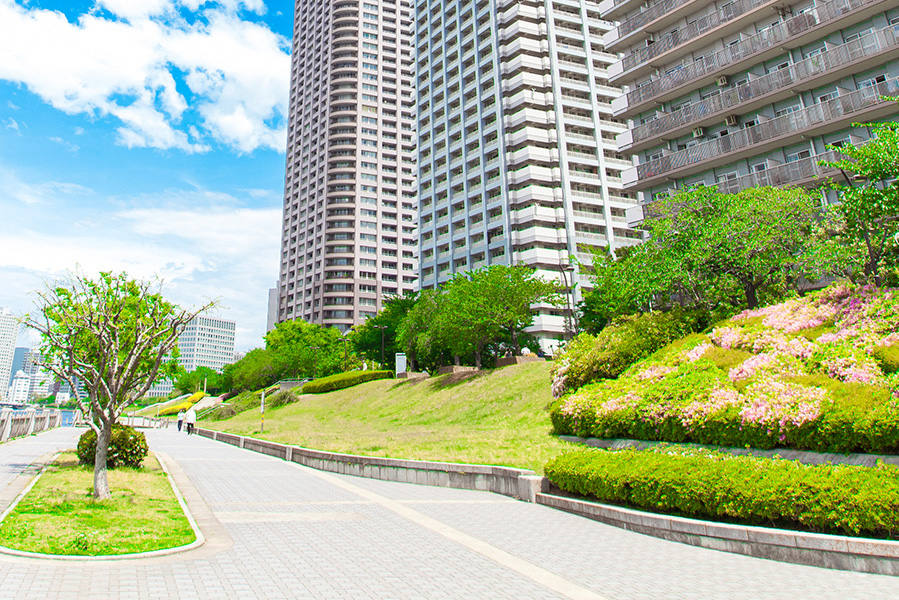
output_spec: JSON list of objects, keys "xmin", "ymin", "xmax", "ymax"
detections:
[
  {"xmin": 0, "ymin": 452, "xmax": 194, "ymax": 556},
  {"xmin": 204, "ymin": 361, "xmax": 574, "ymax": 473}
]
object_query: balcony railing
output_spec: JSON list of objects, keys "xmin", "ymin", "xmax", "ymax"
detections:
[
  {"xmin": 634, "ymin": 79, "xmax": 899, "ymax": 182},
  {"xmin": 617, "ymin": 0, "xmax": 693, "ymax": 38},
  {"xmin": 631, "ymin": 25, "xmax": 899, "ymax": 145},
  {"xmin": 620, "ymin": 0, "xmax": 773, "ymax": 73},
  {"xmin": 713, "ymin": 151, "xmax": 841, "ymax": 194},
  {"xmin": 624, "ymin": 0, "xmax": 884, "ymax": 108}
]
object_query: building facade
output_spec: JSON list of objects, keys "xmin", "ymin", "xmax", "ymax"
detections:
[
  {"xmin": 148, "ymin": 316, "xmax": 237, "ymax": 398},
  {"xmin": 603, "ymin": 0, "xmax": 899, "ymax": 199},
  {"xmin": 414, "ymin": 0, "xmax": 642, "ymax": 351},
  {"xmin": 0, "ymin": 309, "xmax": 16, "ymax": 401},
  {"xmin": 275, "ymin": 0, "xmax": 419, "ymax": 333}
]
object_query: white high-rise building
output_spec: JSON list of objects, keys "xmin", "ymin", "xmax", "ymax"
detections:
[
  {"xmin": 275, "ymin": 0, "xmax": 419, "ymax": 332},
  {"xmin": 414, "ymin": 0, "xmax": 642, "ymax": 351},
  {"xmin": 147, "ymin": 316, "xmax": 237, "ymax": 398},
  {"xmin": 177, "ymin": 316, "xmax": 237, "ymax": 373},
  {"xmin": 0, "ymin": 308, "xmax": 17, "ymax": 402}
]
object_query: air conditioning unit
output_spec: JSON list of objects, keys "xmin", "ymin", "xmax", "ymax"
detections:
[
  {"xmin": 692, "ymin": 127, "xmax": 705, "ymax": 138},
  {"xmin": 716, "ymin": 75, "xmax": 729, "ymax": 86},
  {"xmin": 724, "ymin": 114, "xmax": 739, "ymax": 126}
]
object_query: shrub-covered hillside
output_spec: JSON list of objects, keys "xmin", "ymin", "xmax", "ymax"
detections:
[{"xmin": 550, "ymin": 284, "xmax": 899, "ymax": 453}]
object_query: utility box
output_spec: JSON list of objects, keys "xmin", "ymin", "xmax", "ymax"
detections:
[{"xmin": 395, "ymin": 353, "xmax": 407, "ymax": 376}]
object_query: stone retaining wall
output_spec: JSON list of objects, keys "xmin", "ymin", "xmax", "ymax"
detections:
[
  {"xmin": 559, "ymin": 435, "xmax": 899, "ymax": 467},
  {"xmin": 195, "ymin": 428, "xmax": 544, "ymax": 501},
  {"xmin": 538, "ymin": 493, "xmax": 899, "ymax": 576}
]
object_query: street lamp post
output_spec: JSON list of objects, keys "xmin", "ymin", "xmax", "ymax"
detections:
[
  {"xmin": 339, "ymin": 333, "xmax": 350, "ymax": 372},
  {"xmin": 373, "ymin": 325, "xmax": 388, "ymax": 369},
  {"xmin": 558, "ymin": 261, "xmax": 577, "ymax": 341},
  {"xmin": 310, "ymin": 346, "xmax": 320, "ymax": 379}
]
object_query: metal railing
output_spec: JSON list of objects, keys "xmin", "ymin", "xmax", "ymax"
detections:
[
  {"xmin": 713, "ymin": 150, "xmax": 841, "ymax": 194},
  {"xmin": 635, "ymin": 79, "xmax": 899, "ymax": 182},
  {"xmin": 625, "ymin": 0, "xmax": 883, "ymax": 107},
  {"xmin": 631, "ymin": 25, "xmax": 899, "ymax": 144},
  {"xmin": 621, "ymin": 0, "xmax": 773, "ymax": 72},
  {"xmin": 617, "ymin": 0, "xmax": 694, "ymax": 38}
]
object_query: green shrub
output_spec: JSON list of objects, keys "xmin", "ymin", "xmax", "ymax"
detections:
[
  {"xmin": 551, "ymin": 308, "xmax": 711, "ymax": 397},
  {"xmin": 545, "ymin": 447, "xmax": 899, "ymax": 537},
  {"xmin": 873, "ymin": 345, "xmax": 899, "ymax": 375},
  {"xmin": 204, "ymin": 404, "xmax": 237, "ymax": 421},
  {"xmin": 303, "ymin": 370, "xmax": 393, "ymax": 394},
  {"xmin": 266, "ymin": 389, "xmax": 300, "ymax": 409},
  {"xmin": 76, "ymin": 425, "xmax": 149, "ymax": 468}
]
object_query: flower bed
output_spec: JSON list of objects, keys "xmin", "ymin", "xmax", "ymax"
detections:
[
  {"xmin": 550, "ymin": 284, "xmax": 899, "ymax": 453},
  {"xmin": 544, "ymin": 446, "xmax": 899, "ymax": 537}
]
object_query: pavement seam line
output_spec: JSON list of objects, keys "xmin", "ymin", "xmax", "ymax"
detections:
[{"xmin": 286, "ymin": 461, "xmax": 610, "ymax": 600}]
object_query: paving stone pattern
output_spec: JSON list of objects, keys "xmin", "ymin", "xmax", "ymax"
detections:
[{"xmin": 0, "ymin": 428, "xmax": 898, "ymax": 599}]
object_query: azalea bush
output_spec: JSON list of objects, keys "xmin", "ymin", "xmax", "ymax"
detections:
[
  {"xmin": 550, "ymin": 308, "xmax": 711, "ymax": 398},
  {"xmin": 544, "ymin": 446, "xmax": 899, "ymax": 537},
  {"xmin": 550, "ymin": 283, "xmax": 899, "ymax": 453}
]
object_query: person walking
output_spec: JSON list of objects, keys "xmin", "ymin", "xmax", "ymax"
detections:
[
  {"xmin": 185, "ymin": 406, "xmax": 197, "ymax": 435},
  {"xmin": 177, "ymin": 409, "xmax": 185, "ymax": 432}
]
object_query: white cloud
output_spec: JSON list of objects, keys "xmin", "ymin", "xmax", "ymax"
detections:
[
  {"xmin": 0, "ymin": 170, "xmax": 281, "ymax": 351},
  {"xmin": 0, "ymin": 0, "xmax": 289, "ymax": 154}
]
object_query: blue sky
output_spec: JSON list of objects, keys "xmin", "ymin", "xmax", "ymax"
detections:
[{"xmin": 0, "ymin": 0, "xmax": 295, "ymax": 351}]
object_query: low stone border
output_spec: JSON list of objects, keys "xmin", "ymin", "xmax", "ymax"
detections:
[
  {"xmin": 196, "ymin": 428, "xmax": 546, "ymax": 501},
  {"xmin": 0, "ymin": 452, "xmax": 206, "ymax": 561},
  {"xmin": 559, "ymin": 435, "xmax": 899, "ymax": 468},
  {"xmin": 537, "ymin": 493, "xmax": 899, "ymax": 576}
]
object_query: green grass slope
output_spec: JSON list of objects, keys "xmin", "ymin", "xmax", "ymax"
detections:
[{"xmin": 203, "ymin": 361, "xmax": 571, "ymax": 473}]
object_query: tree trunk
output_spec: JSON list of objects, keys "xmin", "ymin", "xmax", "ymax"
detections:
[
  {"xmin": 454, "ymin": 354, "xmax": 461, "ymax": 366},
  {"xmin": 744, "ymin": 283, "xmax": 759, "ymax": 310},
  {"xmin": 93, "ymin": 425, "xmax": 112, "ymax": 500},
  {"xmin": 475, "ymin": 348, "xmax": 482, "ymax": 369}
]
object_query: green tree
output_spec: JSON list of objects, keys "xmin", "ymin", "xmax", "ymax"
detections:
[
  {"xmin": 351, "ymin": 294, "xmax": 417, "ymax": 370},
  {"xmin": 820, "ymin": 115, "xmax": 899, "ymax": 286},
  {"xmin": 226, "ymin": 348, "xmax": 277, "ymax": 392},
  {"xmin": 440, "ymin": 265, "xmax": 560, "ymax": 368},
  {"xmin": 25, "ymin": 271, "xmax": 212, "ymax": 499},
  {"xmin": 265, "ymin": 319, "xmax": 343, "ymax": 379},
  {"xmin": 174, "ymin": 366, "xmax": 222, "ymax": 395},
  {"xmin": 396, "ymin": 288, "xmax": 449, "ymax": 372}
]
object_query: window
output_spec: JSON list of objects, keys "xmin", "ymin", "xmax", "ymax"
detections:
[
  {"xmin": 785, "ymin": 149, "xmax": 811, "ymax": 163},
  {"xmin": 775, "ymin": 104, "xmax": 801, "ymax": 117}
]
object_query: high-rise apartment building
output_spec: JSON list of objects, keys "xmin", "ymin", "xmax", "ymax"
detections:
[
  {"xmin": 604, "ymin": 0, "xmax": 899, "ymax": 200},
  {"xmin": 275, "ymin": 0, "xmax": 419, "ymax": 333},
  {"xmin": 415, "ymin": 0, "xmax": 642, "ymax": 351},
  {"xmin": 0, "ymin": 308, "xmax": 17, "ymax": 401}
]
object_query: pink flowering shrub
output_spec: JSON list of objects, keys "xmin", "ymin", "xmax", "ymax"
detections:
[{"xmin": 547, "ymin": 283, "xmax": 899, "ymax": 453}]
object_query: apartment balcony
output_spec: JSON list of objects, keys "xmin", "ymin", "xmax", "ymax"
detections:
[
  {"xmin": 605, "ymin": 0, "xmax": 714, "ymax": 51},
  {"xmin": 510, "ymin": 204, "xmax": 561, "ymax": 225},
  {"xmin": 504, "ymin": 107, "xmax": 555, "ymax": 130},
  {"xmin": 610, "ymin": 0, "xmax": 780, "ymax": 83},
  {"xmin": 598, "ymin": 0, "xmax": 647, "ymax": 21},
  {"xmin": 619, "ymin": 25, "xmax": 899, "ymax": 153},
  {"xmin": 512, "ymin": 227, "xmax": 565, "ymax": 246},
  {"xmin": 713, "ymin": 150, "xmax": 842, "ymax": 194},
  {"xmin": 505, "ymin": 126, "xmax": 558, "ymax": 147},
  {"xmin": 613, "ymin": 0, "xmax": 890, "ymax": 117},
  {"xmin": 508, "ymin": 185, "xmax": 560, "ymax": 205},
  {"xmin": 622, "ymin": 79, "xmax": 899, "ymax": 190}
]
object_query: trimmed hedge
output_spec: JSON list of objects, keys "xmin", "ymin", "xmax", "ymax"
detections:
[
  {"xmin": 302, "ymin": 370, "xmax": 393, "ymax": 394},
  {"xmin": 77, "ymin": 425, "xmax": 149, "ymax": 468},
  {"xmin": 159, "ymin": 401, "xmax": 194, "ymax": 417},
  {"xmin": 551, "ymin": 309, "xmax": 711, "ymax": 397},
  {"xmin": 545, "ymin": 447, "xmax": 899, "ymax": 537}
]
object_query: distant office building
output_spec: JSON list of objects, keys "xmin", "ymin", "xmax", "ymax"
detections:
[
  {"xmin": 7, "ymin": 370, "xmax": 30, "ymax": 404},
  {"xmin": 9, "ymin": 347, "xmax": 26, "ymax": 389},
  {"xmin": 147, "ymin": 315, "xmax": 237, "ymax": 398},
  {"xmin": 604, "ymin": 0, "xmax": 899, "ymax": 201},
  {"xmin": 274, "ymin": 0, "xmax": 419, "ymax": 333},
  {"xmin": 0, "ymin": 308, "xmax": 17, "ymax": 401},
  {"xmin": 414, "ymin": 0, "xmax": 642, "ymax": 351}
]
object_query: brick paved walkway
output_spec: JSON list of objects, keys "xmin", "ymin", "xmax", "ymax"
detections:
[{"xmin": 1, "ymin": 427, "xmax": 898, "ymax": 599}]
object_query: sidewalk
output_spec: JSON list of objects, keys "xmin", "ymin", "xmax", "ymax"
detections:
[{"xmin": 0, "ymin": 427, "xmax": 897, "ymax": 599}]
